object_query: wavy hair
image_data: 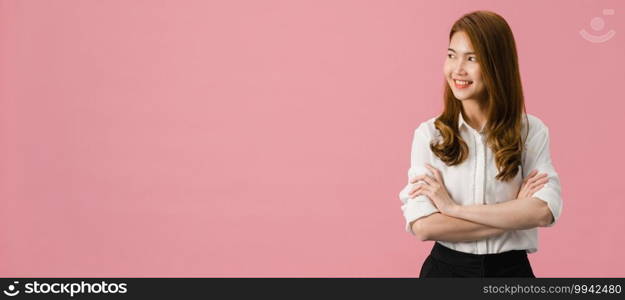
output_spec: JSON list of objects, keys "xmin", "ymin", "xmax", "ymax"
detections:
[{"xmin": 430, "ymin": 11, "xmax": 529, "ymax": 182}]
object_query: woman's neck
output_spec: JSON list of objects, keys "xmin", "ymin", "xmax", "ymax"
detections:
[{"xmin": 461, "ymin": 99, "xmax": 487, "ymax": 132}]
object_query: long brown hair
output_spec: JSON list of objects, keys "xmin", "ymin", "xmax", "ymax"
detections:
[{"xmin": 431, "ymin": 10, "xmax": 528, "ymax": 181}]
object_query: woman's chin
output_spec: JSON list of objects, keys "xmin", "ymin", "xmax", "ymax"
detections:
[{"xmin": 453, "ymin": 93, "xmax": 474, "ymax": 101}]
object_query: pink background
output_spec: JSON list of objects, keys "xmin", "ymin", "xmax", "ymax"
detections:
[{"xmin": 1, "ymin": 0, "xmax": 623, "ymax": 277}]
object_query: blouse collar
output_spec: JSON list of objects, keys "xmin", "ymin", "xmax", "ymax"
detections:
[{"xmin": 458, "ymin": 112, "xmax": 486, "ymax": 134}]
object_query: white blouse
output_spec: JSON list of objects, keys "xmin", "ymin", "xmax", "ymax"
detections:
[{"xmin": 399, "ymin": 112, "xmax": 562, "ymax": 254}]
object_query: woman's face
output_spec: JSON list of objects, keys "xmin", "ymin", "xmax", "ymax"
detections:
[{"xmin": 444, "ymin": 31, "xmax": 486, "ymax": 101}]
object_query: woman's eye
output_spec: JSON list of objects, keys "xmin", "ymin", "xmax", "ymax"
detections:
[
  {"xmin": 468, "ymin": 56, "xmax": 477, "ymax": 62},
  {"xmin": 447, "ymin": 53, "xmax": 454, "ymax": 58}
]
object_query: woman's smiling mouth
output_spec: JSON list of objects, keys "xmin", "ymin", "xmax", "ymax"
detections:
[{"xmin": 453, "ymin": 79, "xmax": 473, "ymax": 89}]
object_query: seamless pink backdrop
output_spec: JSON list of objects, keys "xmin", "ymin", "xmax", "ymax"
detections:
[{"xmin": 1, "ymin": 0, "xmax": 624, "ymax": 277}]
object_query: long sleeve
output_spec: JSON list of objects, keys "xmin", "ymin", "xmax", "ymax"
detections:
[
  {"xmin": 399, "ymin": 123, "xmax": 439, "ymax": 235},
  {"xmin": 522, "ymin": 124, "xmax": 563, "ymax": 227}
]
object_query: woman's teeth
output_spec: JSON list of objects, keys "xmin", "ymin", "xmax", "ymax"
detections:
[{"xmin": 454, "ymin": 79, "xmax": 473, "ymax": 88}]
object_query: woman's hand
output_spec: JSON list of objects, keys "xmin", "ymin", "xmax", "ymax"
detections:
[
  {"xmin": 517, "ymin": 169, "xmax": 549, "ymax": 200},
  {"xmin": 408, "ymin": 163, "xmax": 459, "ymax": 215}
]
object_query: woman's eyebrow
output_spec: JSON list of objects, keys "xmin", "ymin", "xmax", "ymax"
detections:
[{"xmin": 448, "ymin": 48, "xmax": 475, "ymax": 55}]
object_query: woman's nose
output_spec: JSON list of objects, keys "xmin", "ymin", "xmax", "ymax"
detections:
[{"xmin": 453, "ymin": 61, "xmax": 467, "ymax": 75}]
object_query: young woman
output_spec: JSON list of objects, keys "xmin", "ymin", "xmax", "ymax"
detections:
[{"xmin": 398, "ymin": 11, "xmax": 563, "ymax": 277}]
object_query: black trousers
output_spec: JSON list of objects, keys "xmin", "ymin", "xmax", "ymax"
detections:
[{"xmin": 419, "ymin": 242, "xmax": 536, "ymax": 277}]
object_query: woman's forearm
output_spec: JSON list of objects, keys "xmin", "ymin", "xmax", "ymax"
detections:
[
  {"xmin": 446, "ymin": 197, "xmax": 552, "ymax": 230},
  {"xmin": 411, "ymin": 213, "xmax": 508, "ymax": 242}
]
